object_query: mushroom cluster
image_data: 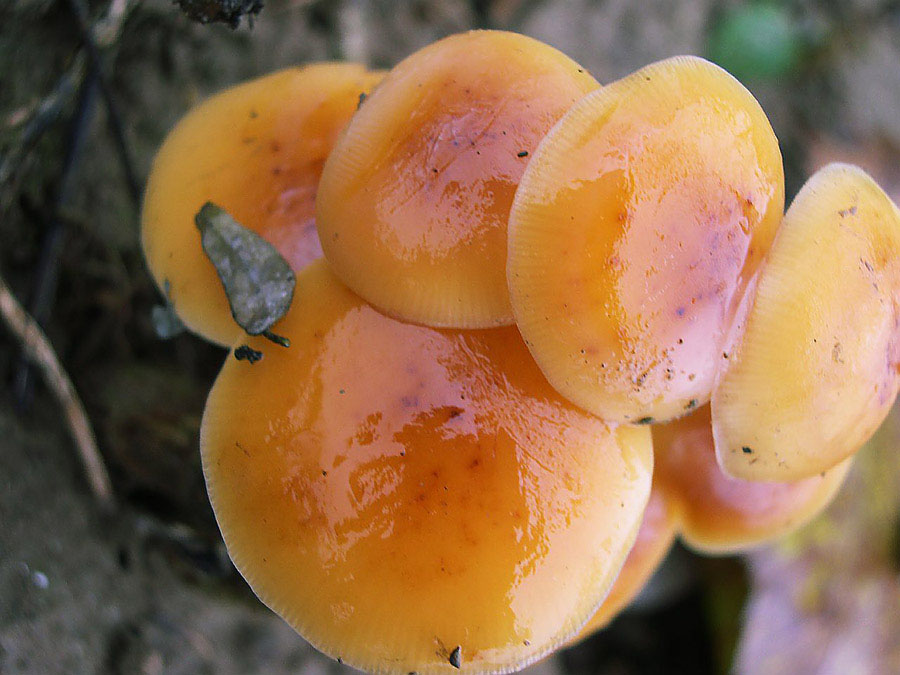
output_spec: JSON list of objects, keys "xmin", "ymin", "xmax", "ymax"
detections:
[{"xmin": 142, "ymin": 30, "xmax": 900, "ymax": 675}]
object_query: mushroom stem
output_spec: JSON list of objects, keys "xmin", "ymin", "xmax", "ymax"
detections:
[{"xmin": 0, "ymin": 270, "xmax": 115, "ymax": 511}]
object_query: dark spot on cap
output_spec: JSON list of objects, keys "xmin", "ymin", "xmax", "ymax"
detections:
[
  {"xmin": 234, "ymin": 345, "xmax": 263, "ymax": 364},
  {"xmin": 517, "ymin": 150, "xmax": 529, "ymax": 157},
  {"xmin": 636, "ymin": 417, "xmax": 654, "ymax": 425},
  {"xmin": 449, "ymin": 646, "xmax": 461, "ymax": 669},
  {"xmin": 742, "ymin": 446, "xmax": 754, "ymax": 454}
]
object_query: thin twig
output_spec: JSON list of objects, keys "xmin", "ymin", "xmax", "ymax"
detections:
[
  {"xmin": 12, "ymin": 0, "xmax": 142, "ymax": 404},
  {"xmin": 0, "ymin": 271, "xmax": 115, "ymax": 511},
  {"xmin": 0, "ymin": 0, "xmax": 135, "ymax": 212},
  {"xmin": 94, "ymin": 0, "xmax": 137, "ymax": 48},
  {"xmin": 0, "ymin": 54, "xmax": 87, "ymax": 206},
  {"xmin": 13, "ymin": 68, "xmax": 100, "ymax": 408},
  {"xmin": 69, "ymin": 0, "xmax": 142, "ymax": 209}
]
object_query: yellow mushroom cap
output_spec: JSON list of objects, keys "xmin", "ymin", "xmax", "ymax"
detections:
[
  {"xmin": 316, "ymin": 30, "xmax": 599, "ymax": 329},
  {"xmin": 568, "ymin": 482, "xmax": 677, "ymax": 643},
  {"xmin": 657, "ymin": 405, "xmax": 851, "ymax": 552},
  {"xmin": 201, "ymin": 260, "xmax": 652, "ymax": 674},
  {"xmin": 712, "ymin": 163, "xmax": 900, "ymax": 481},
  {"xmin": 142, "ymin": 63, "xmax": 384, "ymax": 345},
  {"xmin": 507, "ymin": 55, "xmax": 784, "ymax": 424}
]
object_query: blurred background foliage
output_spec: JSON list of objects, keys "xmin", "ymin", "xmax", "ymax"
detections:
[{"xmin": 1, "ymin": 1, "xmax": 899, "ymax": 673}]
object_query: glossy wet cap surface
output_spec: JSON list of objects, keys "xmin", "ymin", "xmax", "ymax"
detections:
[
  {"xmin": 508, "ymin": 56, "xmax": 784, "ymax": 424},
  {"xmin": 143, "ymin": 64, "xmax": 384, "ymax": 345},
  {"xmin": 569, "ymin": 483, "xmax": 676, "ymax": 642},
  {"xmin": 713, "ymin": 163, "xmax": 900, "ymax": 481},
  {"xmin": 657, "ymin": 405, "xmax": 851, "ymax": 551},
  {"xmin": 316, "ymin": 30, "xmax": 599, "ymax": 329},
  {"xmin": 201, "ymin": 260, "xmax": 653, "ymax": 674}
]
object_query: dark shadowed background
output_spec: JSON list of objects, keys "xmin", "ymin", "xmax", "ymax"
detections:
[{"xmin": 2, "ymin": 1, "xmax": 900, "ymax": 673}]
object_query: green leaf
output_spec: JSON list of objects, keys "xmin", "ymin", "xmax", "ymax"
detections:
[
  {"xmin": 707, "ymin": 4, "xmax": 804, "ymax": 82},
  {"xmin": 195, "ymin": 202, "xmax": 295, "ymax": 337}
]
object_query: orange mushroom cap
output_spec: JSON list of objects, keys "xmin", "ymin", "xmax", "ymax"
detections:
[
  {"xmin": 656, "ymin": 405, "xmax": 851, "ymax": 552},
  {"xmin": 569, "ymin": 483, "xmax": 677, "ymax": 643},
  {"xmin": 142, "ymin": 63, "xmax": 384, "ymax": 345},
  {"xmin": 712, "ymin": 163, "xmax": 900, "ymax": 481},
  {"xmin": 201, "ymin": 260, "xmax": 653, "ymax": 674},
  {"xmin": 316, "ymin": 30, "xmax": 599, "ymax": 329},
  {"xmin": 507, "ymin": 55, "xmax": 784, "ymax": 424},
  {"xmin": 567, "ymin": 400, "xmax": 850, "ymax": 644}
]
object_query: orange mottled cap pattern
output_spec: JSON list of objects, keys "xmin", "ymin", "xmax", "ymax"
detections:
[
  {"xmin": 316, "ymin": 30, "xmax": 599, "ymax": 329},
  {"xmin": 508, "ymin": 56, "xmax": 784, "ymax": 425},
  {"xmin": 202, "ymin": 261, "xmax": 652, "ymax": 674},
  {"xmin": 655, "ymin": 405, "xmax": 850, "ymax": 553}
]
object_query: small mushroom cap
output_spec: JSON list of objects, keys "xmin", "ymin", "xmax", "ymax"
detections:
[
  {"xmin": 507, "ymin": 56, "xmax": 784, "ymax": 424},
  {"xmin": 568, "ymin": 483, "xmax": 677, "ymax": 643},
  {"xmin": 712, "ymin": 163, "xmax": 900, "ymax": 481},
  {"xmin": 316, "ymin": 30, "xmax": 599, "ymax": 329},
  {"xmin": 142, "ymin": 63, "xmax": 384, "ymax": 345},
  {"xmin": 657, "ymin": 405, "xmax": 851, "ymax": 552},
  {"xmin": 201, "ymin": 260, "xmax": 653, "ymax": 674}
]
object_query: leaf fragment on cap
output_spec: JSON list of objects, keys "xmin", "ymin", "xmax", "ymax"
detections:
[{"xmin": 195, "ymin": 202, "xmax": 295, "ymax": 336}]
